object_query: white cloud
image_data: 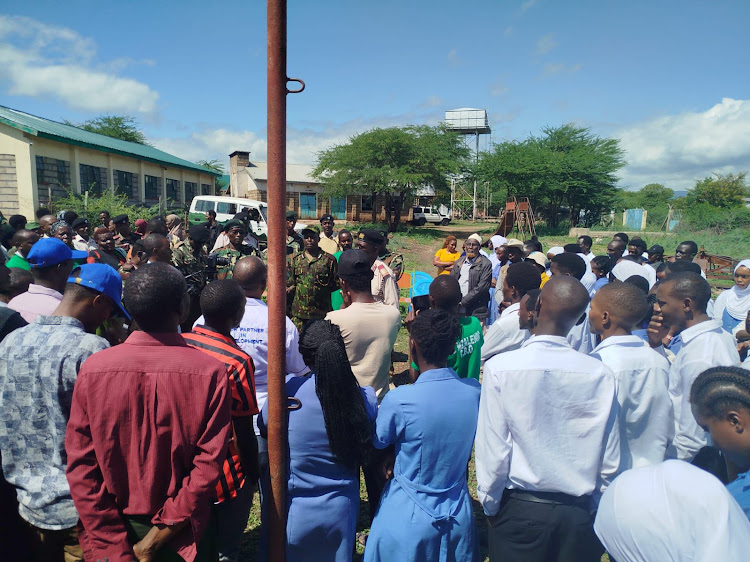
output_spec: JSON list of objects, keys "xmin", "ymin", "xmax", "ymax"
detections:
[
  {"xmin": 490, "ymin": 80, "xmax": 509, "ymax": 97},
  {"xmin": 536, "ymin": 33, "xmax": 557, "ymax": 55},
  {"xmin": 0, "ymin": 15, "xmax": 159, "ymax": 115},
  {"xmin": 616, "ymin": 98, "xmax": 750, "ymax": 190},
  {"xmin": 540, "ymin": 62, "xmax": 582, "ymax": 77},
  {"xmin": 420, "ymin": 95, "xmax": 443, "ymax": 109},
  {"xmin": 504, "ymin": 27, "xmax": 513, "ymax": 37},
  {"xmin": 520, "ymin": 0, "xmax": 537, "ymax": 13},
  {"xmin": 447, "ymin": 48, "xmax": 462, "ymax": 67}
]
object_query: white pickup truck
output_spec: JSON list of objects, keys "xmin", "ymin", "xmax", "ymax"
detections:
[{"xmin": 411, "ymin": 204, "xmax": 451, "ymax": 226}]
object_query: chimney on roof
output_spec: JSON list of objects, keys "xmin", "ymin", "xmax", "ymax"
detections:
[
  {"xmin": 229, "ymin": 150, "xmax": 250, "ymax": 169},
  {"xmin": 229, "ymin": 151, "xmax": 250, "ymax": 198}
]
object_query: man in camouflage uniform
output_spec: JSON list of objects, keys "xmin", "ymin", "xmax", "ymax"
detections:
[
  {"xmin": 287, "ymin": 227, "xmax": 339, "ymax": 331},
  {"xmin": 286, "ymin": 210, "xmax": 304, "ymax": 256},
  {"xmin": 214, "ymin": 220, "xmax": 257, "ymax": 279},
  {"xmin": 172, "ymin": 224, "xmax": 211, "ymax": 330}
]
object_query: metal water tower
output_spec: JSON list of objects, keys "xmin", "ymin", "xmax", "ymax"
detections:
[{"xmin": 445, "ymin": 108, "xmax": 491, "ymax": 220}]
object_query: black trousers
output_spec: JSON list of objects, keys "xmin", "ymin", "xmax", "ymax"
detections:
[{"xmin": 487, "ymin": 490, "xmax": 604, "ymax": 562}]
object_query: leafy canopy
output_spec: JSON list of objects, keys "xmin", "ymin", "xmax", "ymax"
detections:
[
  {"xmin": 66, "ymin": 115, "xmax": 150, "ymax": 145},
  {"xmin": 685, "ymin": 172, "xmax": 748, "ymax": 209}
]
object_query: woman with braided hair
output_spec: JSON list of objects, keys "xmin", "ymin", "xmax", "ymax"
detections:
[
  {"xmin": 258, "ymin": 319, "xmax": 376, "ymax": 561},
  {"xmin": 364, "ymin": 309, "xmax": 481, "ymax": 562},
  {"xmin": 691, "ymin": 366, "xmax": 750, "ymax": 518}
]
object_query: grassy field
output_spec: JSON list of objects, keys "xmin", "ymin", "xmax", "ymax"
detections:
[{"xmin": 237, "ymin": 219, "xmax": 735, "ymax": 560}]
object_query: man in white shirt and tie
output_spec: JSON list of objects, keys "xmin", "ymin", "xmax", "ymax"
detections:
[
  {"xmin": 653, "ymin": 271, "xmax": 740, "ymax": 461},
  {"xmin": 476, "ymin": 276, "xmax": 621, "ymax": 562}
]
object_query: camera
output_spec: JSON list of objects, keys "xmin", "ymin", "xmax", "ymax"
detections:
[{"xmin": 206, "ymin": 253, "xmax": 231, "ymax": 280}]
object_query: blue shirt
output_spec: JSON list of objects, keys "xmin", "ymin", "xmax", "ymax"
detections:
[
  {"xmin": 727, "ymin": 470, "xmax": 750, "ymax": 521},
  {"xmin": 0, "ymin": 316, "xmax": 109, "ymax": 529}
]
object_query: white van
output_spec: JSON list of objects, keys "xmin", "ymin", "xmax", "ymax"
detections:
[{"xmin": 189, "ymin": 195, "xmax": 270, "ymax": 239}]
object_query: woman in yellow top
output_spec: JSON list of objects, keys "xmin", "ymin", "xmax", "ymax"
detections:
[{"xmin": 433, "ymin": 235, "xmax": 460, "ymax": 275}]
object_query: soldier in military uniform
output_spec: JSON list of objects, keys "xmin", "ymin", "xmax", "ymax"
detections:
[
  {"xmin": 214, "ymin": 220, "xmax": 257, "ymax": 279},
  {"xmin": 172, "ymin": 224, "xmax": 211, "ymax": 330},
  {"xmin": 356, "ymin": 229, "xmax": 400, "ymax": 308},
  {"xmin": 286, "ymin": 210, "xmax": 304, "ymax": 256},
  {"xmin": 287, "ymin": 227, "xmax": 339, "ymax": 330}
]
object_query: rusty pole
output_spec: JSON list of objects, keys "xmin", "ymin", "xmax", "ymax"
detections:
[{"xmin": 267, "ymin": 0, "xmax": 304, "ymax": 560}]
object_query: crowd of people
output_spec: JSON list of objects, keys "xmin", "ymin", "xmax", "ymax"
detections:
[{"xmin": 1, "ymin": 203, "xmax": 750, "ymax": 562}]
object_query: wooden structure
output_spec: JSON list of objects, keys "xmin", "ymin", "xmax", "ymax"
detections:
[{"xmin": 494, "ymin": 196, "xmax": 537, "ymax": 240}]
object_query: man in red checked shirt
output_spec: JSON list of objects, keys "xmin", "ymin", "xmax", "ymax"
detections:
[
  {"xmin": 183, "ymin": 280, "xmax": 259, "ymax": 562},
  {"xmin": 65, "ymin": 263, "xmax": 231, "ymax": 562}
]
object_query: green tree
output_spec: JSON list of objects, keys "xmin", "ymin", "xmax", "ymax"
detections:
[
  {"xmin": 637, "ymin": 183, "xmax": 674, "ymax": 207},
  {"xmin": 196, "ymin": 159, "xmax": 226, "ymax": 195},
  {"xmin": 313, "ymin": 125, "xmax": 469, "ymax": 231},
  {"xmin": 66, "ymin": 115, "xmax": 150, "ymax": 145},
  {"xmin": 476, "ymin": 124, "xmax": 625, "ymax": 227},
  {"xmin": 685, "ymin": 172, "xmax": 748, "ymax": 208}
]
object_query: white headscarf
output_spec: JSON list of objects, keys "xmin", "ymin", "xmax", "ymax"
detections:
[
  {"xmin": 489, "ymin": 235, "xmax": 506, "ymax": 249},
  {"xmin": 594, "ymin": 460, "xmax": 750, "ymax": 562},
  {"xmin": 714, "ymin": 259, "xmax": 750, "ymax": 321},
  {"xmin": 612, "ymin": 260, "xmax": 654, "ymax": 288},
  {"xmin": 546, "ymin": 246, "xmax": 564, "ymax": 257}
]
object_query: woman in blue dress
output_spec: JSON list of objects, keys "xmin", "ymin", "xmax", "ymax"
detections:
[
  {"xmin": 364, "ymin": 309, "xmax": 481, "ymax": 562},
  {"xmin": 713, "ymin": 260, "xmax": 750, "ymax": 338},
  {"xmin": 259, "ymin": 320, "xmax": 376, "ymax": 562}
]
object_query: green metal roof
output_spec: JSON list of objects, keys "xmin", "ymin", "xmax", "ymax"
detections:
[{"xmin": 0, "ymin": 105, "xmax": 220, "ymax": 176}]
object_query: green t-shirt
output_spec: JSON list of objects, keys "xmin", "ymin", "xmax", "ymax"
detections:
[
  {"xmin": 331, "ymin": 251, "xmax": 344, "ymax": 310},
  {"xmin": 411, "ymin": 315, "xmax": 484, "ymax": 380},
  {"xmin": 5, "ymin": 253, "xmax": 30, "ymax": 271}
]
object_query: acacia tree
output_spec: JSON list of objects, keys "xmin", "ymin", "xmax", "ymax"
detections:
[
  {"xmin": 66, "ymin": 115, "xmax": 150, "ymax": 145},
  {"xmin": 313, "ymin": 125, "xmax": 469, "ymax": 231},
  {"xmin": 685, "ymin": 172, "xmax": 748, "ymax": 208},
  {"xmin": 476, "ymin": 124, "xmax": 625, "ymax": 227}
]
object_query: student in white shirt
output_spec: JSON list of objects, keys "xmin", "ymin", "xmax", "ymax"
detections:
[
  {"xmin": 594, "ymin": 460, "xmax": 750, "ymax": 562},
  {"xmin": 589, "ymin": 282, "xmax": 673, "ymax": 469},
  {"xmin": 481, "ymin": 261, "xmax": 541, "ymax": 364},
  {"xmin": 654, "ymin": 271, "xmax": 740, "ymax": 461},
  {"xmin": 550, "ymin": 252, "xmax": 597, "ymax": 354},
  {"xmin": 477, "ymin": 276, "xmax": 620, "ymax": 562}
]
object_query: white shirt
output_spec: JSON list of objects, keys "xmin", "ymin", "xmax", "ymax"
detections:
[
  {"xmin": 458, "ymin": 260, "xmax": 471, "ymax": 297},
  {"xmin": 194, "ymin": 297, "xmax": 309, "ymax": 434},
  {"xmin": 566, "ymin": 310, "xmax": 597, "ymax": 354},
  {"xmin": 594, "ymin": 461, "xmax": 750, "ymax": 562},
  {"xmin": 371, "ymin": 259, "xmax": 399, "ymax": 307},
  {"xmin": 73, "ymin": 234, "xmax": 97, "ymax": 252},
  {"xmin": 667, "ymin": 319, "xmax": 740, "ymax": 461},
  {"xmin": 476, "ymin": 335, "xmax": 621, "ymax": 516},
  {"xmin": 480, "ymin": 302, "xmax": 529, "ymax": 364},
  {"xmin": 591, "ymin": 335, "xmax": 673, "ymax": 469}
]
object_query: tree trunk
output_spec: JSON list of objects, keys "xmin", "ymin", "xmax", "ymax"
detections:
[
  {"xmin": 384, "ymin": 192, "xmax": 394, "ymax": 232},
  {"xmin": 392, "ymin": 191, "xmax": 404, "ymax": 232}
]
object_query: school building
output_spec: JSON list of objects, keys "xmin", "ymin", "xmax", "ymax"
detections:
[
  {"xmin": 0, "ymin": 105, "xmax": 220, "ymax": 219},
  {"xmin": 228, "ymin": 150, "xmax": 412, "ymax": 223}
]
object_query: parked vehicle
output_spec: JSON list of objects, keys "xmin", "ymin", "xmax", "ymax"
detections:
[
  {"xmin": 189, "ymin": 195, "xmax": 306, "ymax": 237},
  {"xmin": 411, "ymin": 204, "xmax": 451, "ymax": 226}
]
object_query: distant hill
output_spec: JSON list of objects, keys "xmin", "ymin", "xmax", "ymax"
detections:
[{"xmin": 671, "ymin": 190, "xmax": 688, "ymax": 199}]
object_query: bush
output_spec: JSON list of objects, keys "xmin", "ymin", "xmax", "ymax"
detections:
[
  {"xmin": 679, "ymin": 204, "xmax": 750, "ymax": 235},
  {"xmin": 50, "ymin": 190, "xmax": 174, "ymax": 225}
]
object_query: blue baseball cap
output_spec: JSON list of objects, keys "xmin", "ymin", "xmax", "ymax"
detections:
[
  {"xmin": 67, "ymin": 263, "xmax": 130, "ymax": 320},
  {"xmin": 27, "ymin": 238, "xmax": 88, "ymax": 268}
]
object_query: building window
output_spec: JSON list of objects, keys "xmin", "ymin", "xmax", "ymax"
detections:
[
  {"xmin": 185, "ymin": 181, "xmax": 197, "ymax": 202},
  {"xmin": 80, "ymin": 164, "xmax": 103, "ymax": 195},
  {"xmin": 299, "ymin": 193, "xmax": 317, "ymax": 219},
  {"xmin": 145, "ymin": 175, "xmax": 161, "ymax": 200},
  {"xmin": 361, "ymin": 194, "xmax": 373, "ymax": 212},
  {"xmin": 114, "ymin": 170, "xmax": 136, "ymax": 199},
  {"xmin": 201, "ymin": 183, "xmax": 212, "ymax": 195},
  {"xmin": 166, "ymin": 178, "xmax": 180, "ymax": 201}
]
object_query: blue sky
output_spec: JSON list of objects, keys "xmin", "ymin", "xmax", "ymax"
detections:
[{"xmin": 1, "ymin": 0, "xmax": 748, "ymax": 190}]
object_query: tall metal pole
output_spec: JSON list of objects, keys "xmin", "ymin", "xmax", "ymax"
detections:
[{"xmin": 267, "ymin": 1, "xmax": 290, "ymax": 559}]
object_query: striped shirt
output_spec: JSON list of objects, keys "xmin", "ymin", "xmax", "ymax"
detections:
[{"xmin": 184, "ymin": 325, "xmax": 258, "ymax": 503}]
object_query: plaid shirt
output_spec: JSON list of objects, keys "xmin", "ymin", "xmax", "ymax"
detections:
[{"xmin": 183, "ymin": 326, "xmax": 258, "ymax": 502}]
